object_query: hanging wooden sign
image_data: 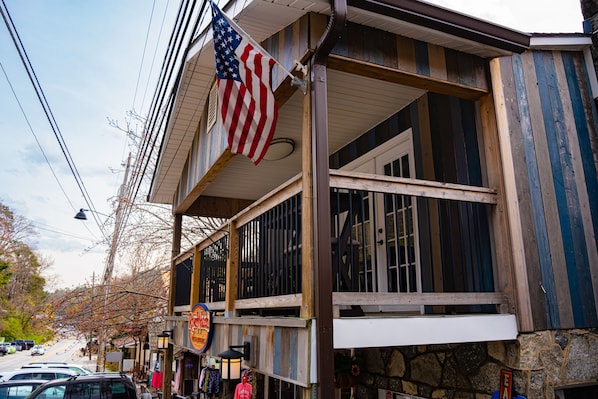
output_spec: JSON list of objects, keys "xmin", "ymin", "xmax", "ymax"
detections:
[{"xmin": 188, "ymin": 303, "xmax": 213, "ymax": 352}]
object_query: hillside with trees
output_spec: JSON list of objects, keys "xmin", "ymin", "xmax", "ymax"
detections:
[
  {"xmin": 0, "ymin": 199, "xmax": 223, "ymax": 350},
  {"xmin": 0, "ymin": 202, "xmax": 50, "ymax": 343}
]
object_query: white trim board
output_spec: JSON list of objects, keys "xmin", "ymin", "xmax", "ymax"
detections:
[{"xmin": 333, "ymin": 314, "xmax": 518, "ymax": 348}]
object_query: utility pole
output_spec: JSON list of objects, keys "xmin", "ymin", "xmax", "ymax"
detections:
[
  {"xmin": 96, "ymin": 154, "xmax": 131, "ymax": 372},
  {"xmin": 89, "ymin": 271, "xmax": 95, "ymax": 361}
]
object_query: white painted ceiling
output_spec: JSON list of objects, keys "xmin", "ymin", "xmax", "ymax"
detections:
[{"xmin": 149, "ymin": 0, "xmax": 516, "ymax": 205}]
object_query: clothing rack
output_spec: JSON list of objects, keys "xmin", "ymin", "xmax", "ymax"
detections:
[{"xmin": 197, "ymin": 365, "xmax": 220, "ymax": 398}]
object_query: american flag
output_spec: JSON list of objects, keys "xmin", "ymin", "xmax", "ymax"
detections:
[{"xmin": 210, "ymin": 1, "xmax": 278, "ymax": 165}]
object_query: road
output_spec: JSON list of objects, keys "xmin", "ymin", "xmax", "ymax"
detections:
[{"xmin": 0, "ymin": 337, "xmax": 97, "ymax": 373}]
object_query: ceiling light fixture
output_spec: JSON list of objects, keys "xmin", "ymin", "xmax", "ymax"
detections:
[{"xmin": 263, "ymin": 138, "xmax": 295, "ymax": 161}]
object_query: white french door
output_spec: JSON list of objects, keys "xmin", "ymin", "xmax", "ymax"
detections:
[{"xmin": 342, "ymin": 129, "xmax": 422, "ymax": 311}]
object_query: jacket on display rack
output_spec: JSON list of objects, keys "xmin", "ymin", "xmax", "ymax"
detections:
[{"xmin": 198, "ymin": 365, "xmax": 220, "ymax": 396}]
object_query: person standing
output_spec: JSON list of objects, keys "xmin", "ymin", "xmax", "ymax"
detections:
[{"xmin": 233, "ymin": 375, "xmax": 252, "ymax": 399}]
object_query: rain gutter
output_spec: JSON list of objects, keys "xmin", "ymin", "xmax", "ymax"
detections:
[
  {"xmin": 310, "ymin": 0, "xmax": 347, "ymax": 396},
  {"xmin": 348, "ymin": 0, "xmax": 530, "ymax": 53}
]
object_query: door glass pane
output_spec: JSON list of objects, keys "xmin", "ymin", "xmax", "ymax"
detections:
[
  {"xmin": 384, "ymin": 154, "xmax": 418, "ymax": 293},
  {"xmin": 348, "ymin": 191, "xmax": 375, "ymax": 292}
]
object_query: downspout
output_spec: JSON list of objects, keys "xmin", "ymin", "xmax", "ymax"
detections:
[{"xmin": 311, "ymin": 0, "xmax": 346, "ymax": 397}]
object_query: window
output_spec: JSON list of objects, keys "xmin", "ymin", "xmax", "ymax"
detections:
[
  {"xmin": 36, "ymin": 385, "xmax": 67, "ymax": 399},
  {"xmin": 109, "ymin": 382, "xmax": 131, "ymax": 399},
  {"xmin": 251, "ymin": 374, "xmax": 303, "ymax": 399},
  {"xmin": 556, "ymin": 385, "xmax": 598, "ymax": 399},
  {"xmin": 10, "ymin": 374, "xmax": 34, "ymax": 381},
  {"xmin": 268, "ymin": 377, "xmax": 302, "ymax": 399},
  {"xmin": 0, "ymin": 385, "xmax": 38, "ymax": 399}
]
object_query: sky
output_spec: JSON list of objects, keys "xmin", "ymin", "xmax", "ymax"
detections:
[{"xmin": 0, "ymin": 0, "xmax": 586, "ymax": 290}]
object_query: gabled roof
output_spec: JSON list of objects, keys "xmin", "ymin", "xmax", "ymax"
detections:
[{"xmin": 149, "ymin": 0, "xmax": 530, "ymax": 205}]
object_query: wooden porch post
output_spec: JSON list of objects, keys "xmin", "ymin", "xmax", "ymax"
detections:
[
  {"xmin": 164, "ymin": 213, "xmax": 182, "ymax": 399},
  {"xmin": 190, "ymin": 245, "xmax": 201, "ymax": 307},
  {"xmin": 301, "ymin": 72, "xmax": 314, "ymax": 319},
  {"xmin": 225, "ymin": 221, "xmax": 239, "ymax": 316}
]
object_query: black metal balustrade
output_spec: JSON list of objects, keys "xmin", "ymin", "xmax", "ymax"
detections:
[
  {"xmin": 199, "ymin": 235, "xmax": 228, "ymax": 303},
  {"xmin": 238, "ymin": 193, "xmax": 302, "ymax": 299},
  {"xmin": 196, "ymin": 172, "xmax": 506, "ymax": 314}
]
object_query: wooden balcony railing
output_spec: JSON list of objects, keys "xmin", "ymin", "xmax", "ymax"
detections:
[{"xmin": 196, "ymin": 171, "xmax": 511, "ymax": 314}]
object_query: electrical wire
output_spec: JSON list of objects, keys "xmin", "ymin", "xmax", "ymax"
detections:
[
  {"xmin": 32, "ymin": 221, "xmax": 98, "ymax": 242},
  {"xmin": 135, "ymin": 0, "xmax": 173, "ymax": 114},
  {"xmin": 132, "ymin": 0, "xmax": 158, "ymax": 112},
  {"xmin": 0, "ymin": 62, "xmax": 76, "ymax": 212},
  {"xmin": 0, "ymin": 0, "xmax": 107, "ymax": 239},
  {"xmin": 129, "ymin": 0, "xmax": 208, "ymax": 208},
  {"xmin": 128, "ymin": 0, "xmax": 194, "ymax": 201}
]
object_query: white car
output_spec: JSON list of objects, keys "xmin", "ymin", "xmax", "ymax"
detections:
[
  {"xmin": 0, "ymin": 368, "xmax": 78, "ymax": 382},
  {"xmin": 21, "ymin": 363, "xmax": 93, "ymax": 375},
  {"xmin": 30, "ymin": 345, "xmax": 45, "ymax": 356}
]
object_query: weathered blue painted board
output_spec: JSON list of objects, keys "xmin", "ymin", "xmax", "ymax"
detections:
[{"xmin": 512, "ymin": 53, "xmax": 559, "ymax": 328}]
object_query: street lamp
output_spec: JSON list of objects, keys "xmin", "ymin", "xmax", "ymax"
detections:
[
  {"xmin": 218, "ymin": 342, "xmax": 250, "ymax": 381},
  {"xmin": 74, "ymin": 206, "xmax": 118, "ymax": 372},
  {"xmin": 74, "ymin": 208, "xmax": 110, "ymax": 220},
  {"xmin": 157, "ymin": 331, "xmax": 172, "ymax": 350},
  {"xmin": 74, "ymin": 155, "xmax": 131, "ymax": 372},
  {"xmin": 74, "ymin": 208, "xmax": 90, "ymax": 220}
]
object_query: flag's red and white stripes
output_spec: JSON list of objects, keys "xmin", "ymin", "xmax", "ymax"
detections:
[{"xmin": 211, "ymin": 1, "xmax": 278, "ymax": 165}]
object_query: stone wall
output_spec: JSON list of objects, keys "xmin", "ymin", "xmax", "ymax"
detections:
[{"xmin": 350, "ymin": 328, "xmax": 598, "ymax": 399}]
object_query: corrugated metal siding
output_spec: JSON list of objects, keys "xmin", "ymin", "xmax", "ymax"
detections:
[{"xmin": 499, "ymin": 50, "xmax": 598, "ymax": 329}]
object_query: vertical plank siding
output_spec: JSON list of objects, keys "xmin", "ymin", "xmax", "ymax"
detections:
[
  {"xmin": 331, "ymin": 93, "xmax": 495, "ymax": 308},
  {"xmin": 561, "ymin": 53, "xmax": 598, "ymax": 314},
  {"xmin": 331, "ymin": 20, "xmax": 488, "ymax": 91},
  {"xmin": 218, "ymin": 323, "xmax": 308, "ymax": 386},
  {"xmin": 511, "ymin": 53, "xmax": 557, "ymax": 329},
  {"xmin": 498, "ymin": 50, "xmax": 598, "ymax": 328}
]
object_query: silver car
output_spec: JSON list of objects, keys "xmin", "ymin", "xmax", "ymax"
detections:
[{"xmin": 30, "ymin": 346, "xmax": 45, "ymax": 356}]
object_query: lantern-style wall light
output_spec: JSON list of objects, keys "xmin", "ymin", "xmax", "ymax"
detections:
[
  {"xmin": 157, "ymin": 330, "xmax": 172, "ymax": 350},
  {"xmin": 218, "ymin": 342, "xmax": 250, "ymax": 380}
]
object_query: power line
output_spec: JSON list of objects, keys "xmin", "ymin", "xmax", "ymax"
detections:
[
  {"xmin": 0, "ymin": 62, "xmax": 75, "ymax": 212},
  {"xmin": 130, "ymin": 0, "xmax": 208, "ymax": 208},
  {"xmin": 32, "ymin": 221, "xmax": 98, "ymax": 242},
  {"xmin": 133, "ymin": 0, "xmax": 158, "ymax": 111},
  {"xmin": 0, "ymin": 0, "xmax": 106, "ymax": 238}
]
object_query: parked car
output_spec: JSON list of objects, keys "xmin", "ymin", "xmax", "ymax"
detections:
[
  {"xmin": 4, "ymin": 343, "xmax": 18, "ymax": 354},
  {"xmin": 21, "ymin": 363, "xmax": 93, "ymax": 375},
  {"xmin": 1, "ymin": 343, "xmax": 15, "ymax": 354},
  {"xmin": 13, "ymin": 340, "xmax": 33, "ymax": 350},
  {"xmin": 30, "ymin": 346, "xmax": 45, "ymax": 356},
  {"xmin": 0, "ymin": 368, "xmax": 78, "ymax": 382},
  {"xmin": 26, "ymin": 373, "xmax": 138, "ymax": 399},
  {"xmin": 0, "ymin": 380, "xmax": 47, "ymax": 399},
  {"xmin": 0, "ymin": 344, "xmax": 8, "ymax": 356}
]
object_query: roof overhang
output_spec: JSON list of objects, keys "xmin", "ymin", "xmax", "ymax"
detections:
[
  {"xmin": 529, "ymin": 33, "xmax": 598, "ymax": 100},
  {"xmin": 149, "ymin": 0, "xmax": 531, "ymax": 205},
  {"xmin": 529, "ymin": 33, "xmax": 592, "ymax": 50},
  {"xmin": 347, "ymin": 0, "xmax": 530, "ymax": 54}
]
